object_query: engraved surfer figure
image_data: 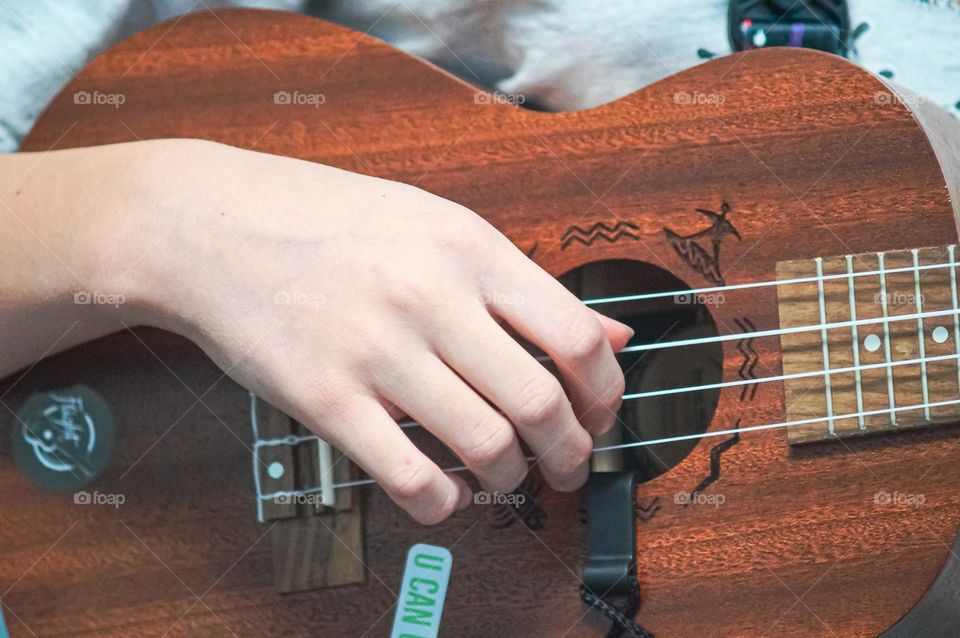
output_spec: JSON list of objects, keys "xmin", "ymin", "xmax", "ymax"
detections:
[{"xmin": 664, "ymin": 202, "xmax": 741, "ymax": 285}]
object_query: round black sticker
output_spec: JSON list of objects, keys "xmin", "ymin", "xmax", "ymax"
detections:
[{"xmin": 11, "ymin": 385, "xmax": 114, "ymax": 492}]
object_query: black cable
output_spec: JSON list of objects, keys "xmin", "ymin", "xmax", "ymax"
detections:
[{"xmin": 579, "ymin": 580, "xmax": 653, "ymax": 638}]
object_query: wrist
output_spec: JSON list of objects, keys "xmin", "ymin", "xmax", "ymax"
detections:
[{"xmin": 95, "ymin": 138, "xmax": 226, "ymax": 336}]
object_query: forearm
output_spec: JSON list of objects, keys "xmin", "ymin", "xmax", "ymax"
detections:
[
  {"xmin": 0, "ymin": 143, "xmax": 149, "ymax": 376},
  {"xmin": 0, "ymin": 137, "xmax": 630, "ymax": 525}
]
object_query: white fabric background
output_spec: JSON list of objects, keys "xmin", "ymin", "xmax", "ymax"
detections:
[{"xmin": 1, "ymin": 0, "xmax": 957, "ymax": 152}]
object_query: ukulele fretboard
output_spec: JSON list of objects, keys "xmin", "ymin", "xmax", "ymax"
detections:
[{"xmin": 778, "ymin": 245, "xmax": 960, "ymax": 444}]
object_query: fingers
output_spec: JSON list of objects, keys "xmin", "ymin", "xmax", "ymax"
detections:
[
  {"xmin": 317, "ymin": 395, "xmax": 470, "ymax": 525},
  {"xmin": 594, "ymin": 310, "xmax": 634, "ymax": 353},
  {"xmin": 375, "ymin": 355, "xmax": 529, "ymax": 494},
  {"xmin": 436, "ymin": 308, "xmax": 594, "ymax": 492},
  {"xmin": 482, "ymin": 251, "xmax": 629, "ymax": 436}
]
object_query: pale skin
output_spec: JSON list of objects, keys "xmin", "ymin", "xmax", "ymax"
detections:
[{"xmin": 0, "ymin": 138, "xmax": 631, "ymax": 524}]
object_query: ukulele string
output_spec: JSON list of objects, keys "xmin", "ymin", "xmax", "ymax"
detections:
[
  {"xmin": 267, "ymin": 254, "xmax": 960, "ymax": 494},
  {"xmin": 387, "ymin": 350, "xmax": 960, "ymax": 431},
  {"xmin": 578, "ymin": 256, "xmax": 960, "ymax": 307},
  {"xmin": 617, "ymin": 306, "xmax": 960, "ymax": 354},
  {"xmin": 331, "ymin": 396, "xmax": 960, "ymax": 490}
]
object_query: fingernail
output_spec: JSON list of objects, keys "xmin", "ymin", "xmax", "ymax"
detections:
[{"xmin": 616, "ymin": 320, "xmax": 635, "ymax": 340}]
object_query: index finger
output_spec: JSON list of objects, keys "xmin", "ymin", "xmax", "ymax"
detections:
[{"xmin": 480, "ymin": 243, "xmax": 629, "ymax": 436}]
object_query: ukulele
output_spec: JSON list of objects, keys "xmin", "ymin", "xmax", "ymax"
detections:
[{"xmin": 4, "ymin": 9, "xmax": 960, "ymax": 638}]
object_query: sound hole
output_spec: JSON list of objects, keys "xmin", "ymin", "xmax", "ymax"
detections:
[{"xmin": 558, "ymin": 259, "xmax": 723, "ymax": 482}]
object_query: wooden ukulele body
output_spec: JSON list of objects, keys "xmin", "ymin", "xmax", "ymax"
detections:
[{"xmin": 5, "ymin": 9, "xmax": 960, "ymax": 637}]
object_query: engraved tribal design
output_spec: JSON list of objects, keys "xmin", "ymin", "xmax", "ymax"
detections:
[
  {"xmin": 687, "ymin": 420, "xmax": 742, "ymax": 503},
  {"xmin": 635, "ymin": 496, "xmax": 661, "ymax": 523},
  {"xmin": 664, "ymin": 202, "xmax": 741, "ymax": 285},
  {"xmin": 561, "ymin": 220, "xmax": 640, "ymax": 250},
  {"xmin": 491, "ymin": 473, "xmax": 548, "ymax": 530},
  {"xmin": 734, "ymin": 317, "xmax": 760, "ymax": 402}
]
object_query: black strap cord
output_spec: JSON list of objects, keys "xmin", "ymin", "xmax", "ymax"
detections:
[{"xmin": 579, "ymin": 579, "xmax": 653, "ymax": 638}]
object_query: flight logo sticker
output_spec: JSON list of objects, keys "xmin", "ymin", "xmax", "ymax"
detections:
[
  {"xmin": 11, "ymin": 386, "xmax": 114, "ymax": 492},
  {"xmin": 664, "ymin": 202, "xmax": 741, "ymax": 285}
]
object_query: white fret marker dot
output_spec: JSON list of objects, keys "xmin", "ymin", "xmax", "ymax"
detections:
[
  {"xmin": 268, "ymin": 462, "xmax": 285, "ymax": 479},
  {"xmin": 933, "ymin": 326, "xmax": 949, "ymax": 343},
  {"xmin": 864, "ymin": 334, "xmax": 882, "ymax": 352}
]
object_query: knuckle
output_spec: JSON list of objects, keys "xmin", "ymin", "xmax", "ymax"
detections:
[
  {"xmin": 462, "ymin": 422, "xmax": 514, "ymax": 467},
  {"xmin": 435, "ymin": 206, "xmax": 485, "ymax": 252},
  {"xmin": 492, "ymin": 461, "xmax": 529, "ymax": 494},
  {"xmin": 436, "ymin": 220, "xmax": 474, "ymax": 254},
  {"xmin": 384, "ymin": 461, "xmax": 436, "ymax": 501},
  {"xmin": 515, "ymin": 376, "xmax": 568, "ymax": 427},
  {"xmin": 555, "ymin": 432, "xmax": 593, "ymax": 476},
  {"xmin": 558, "ymin": 308, "xmax": 606, "ymax": 363},
  {"xmin": 298, "ymin": 370, "xmax": 358, "ymax": 416},
  {"xmin": 606, "ymin": 372, "xmax": 626, "ymax": 410},
  {"xmin": 385, "ymin": 274, "xmax": 435, "ymax": 312},
  {"xmin": 417, "ymin": 495, "xmax": 458, "ymax": 526},
  {"xmin": 501, "ymin": 468, "xmax": 527, "ymax": 494}
]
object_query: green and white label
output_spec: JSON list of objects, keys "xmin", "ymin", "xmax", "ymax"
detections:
[{"xmin": 390, "ymin": 543, "xmax": 452, "ymax": 638}]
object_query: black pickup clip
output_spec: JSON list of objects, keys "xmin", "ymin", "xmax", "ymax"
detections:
[
  {"xmin": 581, "ymin": 471, "xmax": 653, "ymax": 638},
  {"xmin": 583, "ymin": 471, "xmax": 638, "ymax": 597}
]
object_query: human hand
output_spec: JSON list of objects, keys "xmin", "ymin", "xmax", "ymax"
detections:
[{"xmin": 108, "ymin": 139, "xmax": 632, "ymax": 524}]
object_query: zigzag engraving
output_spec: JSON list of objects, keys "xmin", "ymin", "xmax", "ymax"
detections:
[
  {"xmin": 491, "ymin": 473, "xmax": 547, "ymax": 530},
  {"xmin": 734, "ymin": 317, "xmax": 760, "ymax": 402},
  {"xmin": 561, "ymin": 220, "xmax": 640, "ymax": 250},
  {"xmin": 687, "ymin": 419, "xmax": 742, "ymax": 502},
  {"xmin": 635, "ymin": 496, "xmax": 661, "ymax": 523}
]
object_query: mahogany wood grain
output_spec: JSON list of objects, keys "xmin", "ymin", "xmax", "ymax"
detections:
[{"xmin": 5, "ymin": 8, "xmax": 960, "ymax": 638}]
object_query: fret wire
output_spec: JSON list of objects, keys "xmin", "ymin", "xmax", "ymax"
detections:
[
  {"xmin": 950, "ymin": 245, "xmax": 960, "ymax": 399},
  {"xmin": 912, "ymin": 249, "xmax": 931, "ymax": 421},
  {"xmin": 816, "ymin": 258, "xmax": 835, "ymax": 435},
  {"xmin": 877, "ymin": 252, "xmax": 898, "ymax": 426},
  {"xmin": 846, "ymin": 255, "xmax": 866, "ymax": 430}
]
